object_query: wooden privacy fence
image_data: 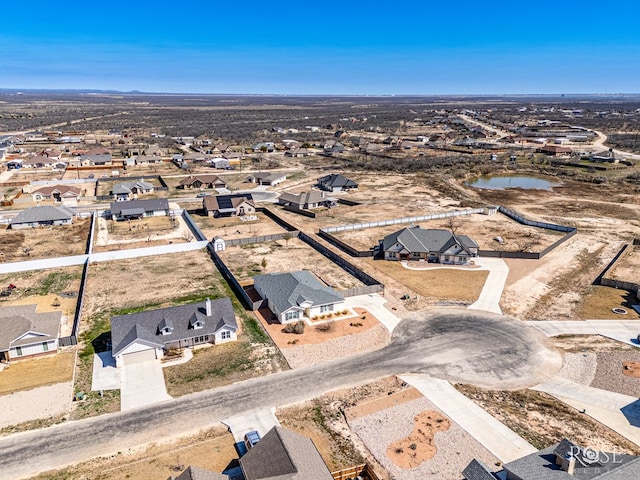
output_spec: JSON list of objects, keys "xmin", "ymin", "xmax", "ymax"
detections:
[{"xmin": 332, "ymin": 464, "xmax": 380, "ymax": 480}]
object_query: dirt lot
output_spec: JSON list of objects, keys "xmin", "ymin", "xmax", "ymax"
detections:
[
  {"xmin": 93, "ymin": 214, "xmax": 193, "ymax": 252},
  {"xmin": 28, "ymin": 425, "xmax": 238, "ymax": 480},
  {"xmin": 192, "ymin": 211, "xmax": 287, "ymax": 241},
  {"xmin": 331, "ymin": 212, "xmax": 564, "ymax": 253},
  {"xmin": 363, "ymin": 259, "xmax": 488, "ymax": 304},
  {"xmin": 218, "ymin": 238, "xmax": 365, "ymax": 290},
  {"xmin": 0, "ymin": 219, "xmax": 90, "ymax": 261},
  {"xmin": 608, "ymin": 244, "xmax": 640, "ymax": 281},
  {"xmin": 0, "ymin": 351, "xmax": 75, "ymax": 395},
  {"xmin": 81, "ymin": 249, "xmax": 225, "ymax": 323}
]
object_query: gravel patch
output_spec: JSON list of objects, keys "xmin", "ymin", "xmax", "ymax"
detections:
[
  {"xmin": 0, "ymin": 381, "xmax": 73, "ymax": 429},
  {"xmin": 349, "ymin": 396, "xmax": 499, "ymax": 480},
  {"xmin": 558, "ymin": 352, "xmax": 597, "ymax": 386},
  {"xmin": 281, "ymin": 324, "xmax": 390, "ymax": 369},
  {"xmin": 591, "ymin": 351, "xmax": 640, "ymax": 397}
]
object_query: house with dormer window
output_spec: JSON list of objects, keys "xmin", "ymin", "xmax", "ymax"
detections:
[
  {"xmin": 109, "ymin": 297, "xmax": 237, "ymax": 367},
  {"xmin": 253, "ymin": 271, "xmax": 345, "ymax": 324}
]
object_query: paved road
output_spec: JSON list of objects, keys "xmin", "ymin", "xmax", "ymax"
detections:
[{"xmin": 0, "ymin": 309, "xmax": 561, "ymax": 479}]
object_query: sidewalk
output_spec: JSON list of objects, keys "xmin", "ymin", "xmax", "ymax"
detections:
[
  {"xmin": 400, "ymin": 375, "xmax": 537, "ymax": 463},
  {"xmin": 532, "ymin": 377, "xmax": 640, "ymax": 446}
]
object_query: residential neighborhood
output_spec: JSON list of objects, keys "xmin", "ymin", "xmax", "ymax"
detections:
[{"xmin": 1, "ymin": 93, "xmax": 640, "ymax": 480}]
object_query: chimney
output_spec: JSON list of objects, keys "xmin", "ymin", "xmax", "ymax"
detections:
[
  {"xmin": 205, "ymin": 298, "xmax": 212, "ymax": 316},
  {"xmin": 561, "ymin": 455, "xmax": 576, "ymax": 475}
]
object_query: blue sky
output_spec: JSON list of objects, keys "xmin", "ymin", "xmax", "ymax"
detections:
[{"xmin": 2, "ymin": 1, "xmax": 639, "ymax": 94}]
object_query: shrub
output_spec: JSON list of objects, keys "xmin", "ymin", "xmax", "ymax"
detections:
[
  {"xmin": 293, "ymin": 320, "xmax": 306, "ymax": 334},
  {"xmin": 316, "ymin": 322, "xmax": 334, "ymax": 333},
  {"xmin": 341, "ymin": 309, "xmax": 348, "ymax": 315}
]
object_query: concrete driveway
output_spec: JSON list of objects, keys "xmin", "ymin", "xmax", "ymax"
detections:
[
  {"xmin": 401, "ymin": 375, "xmax": 536, "ymax": 463},
  {"xmin": 468, "ymin": 257, "xmax": 509, "ymax": 315},
  {"xmin": 343, "ymin": 293, "xmax": 401, "ymax": 332},
  {"xmin": 120, "ymin": 355, "xmax": 172, "ymax": 411},
  {"xmin": 91, "ymin": 351, "xmax": 120, "ymax": 391},
  {"xmin": 223, "ymin": 407, "xmax": 281, "ymax": 455},
  {"xmin": 527, "ymin": 320, "xmax": 640, "ymax": 347},
  {"xmin": 533, "ymin": 377, "xmax": 640, "ymax": 445}
]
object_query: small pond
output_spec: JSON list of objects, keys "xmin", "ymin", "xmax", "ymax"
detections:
[{"xmin": 466, "ymin": 175, "xmax": 559, "ymax": 190}]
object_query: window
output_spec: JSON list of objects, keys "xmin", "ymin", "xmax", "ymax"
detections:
[
  {"xmin": 194, "ymin": 335, "xmax": 209, "ymax": 344},
  {"xmin": 15, "ymin": 346, "xmax": 22, "ymax": 356},
  {"xmin": 320, "ymin": 304, "xmax": 334, "ymax": 313},
  {"xmin": 285, "ymin": 311, "xmax": 299, "ymax": 321},
  {"xmin": 42, "ymin": 342, "xmax": 49, "ymax": 352},
  {"xmin": 221, "ymin": 331, "xmax": 231, "ymax": 340}
]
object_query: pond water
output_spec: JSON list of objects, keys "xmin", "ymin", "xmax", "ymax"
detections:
[{"xmin": 466, "ymin": 175, "xmax": 559, "ymax": 190}]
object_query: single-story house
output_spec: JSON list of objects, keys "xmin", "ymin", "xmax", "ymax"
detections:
[
  {"xmin": 0, "ymin": 305, "xmax": 61, "ymax": 362},
  {"xmin": 240, "ymin": 426, "xmax": 334, "ymax": 480},
  {"xmin": 538, "ymin": 144, "xmax": 572, "ymax": 156},
  {"xmin": 463, "ymin": 437, "xmax": 640, "ymax": 480},
  {"xmin": 203, "ymin": 194, "xmax": 255, "ymax": 217},
  {"xmin": 246, "ymin": 172, "xmax": 287, "ymax": 186},
  {"xmin": 21, "ymin": 155, "xmax": 54, "ymax": 169},
  {"xmin": 253, "ymin": 271, "xmax": 345, "ymax": 324},
  {"xmin": 9, "ymin": 205, "xmax": 75, "ymax": 229},
  {"xmin": 278, "ymin": 191, "xmax": 335, "ymax": 210},
  {"xmin": 206, "ymin": 157, "xmax": 230, "ymax": 169},
  {"xmin": 380, "ymin": 226, "xmax": 478, "ymax": 264},
  {"xmin": 179, "ymin": 175, "xmax": 227, "ymax": 190},
  {"xmin": 110, "ymin": 297, "xmax": 237, "ymax": 367},
  {"xmin": 317, "ymin": 173, "xmax": 358, "ymax": 192},
  {"xmin": 111, "ymin": 180, "xmax": 155, "ymax": 201},
  {"xmin": 109, "ymin": 198, "xmax": 170, "ymax": 221},
  {"xmin": 143, "ymin": 145, "xmax": 165, "ymax": 157},
  {"xmin": 284, "ymin": 147, "xmax": 311, "ymax": 157},
  {"xmin": 32, "ymin": 185, "xmax": 82, "ymax": 205}
]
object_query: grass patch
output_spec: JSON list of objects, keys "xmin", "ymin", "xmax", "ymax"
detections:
[
  {"xmin": 28, "ymin": 271, "xmax": 78, "ymax": 296},
  {"xmin": 0, "ymin": 351, "xmax": 75, "ymax": 395},
  {"xmin": 365, "ymin": 259, "xmax": 488, "ymax": 302},
  {"xmin": 578, "ymin": 286, "xmax": 640, "ymax": 320},
  {"xmin": 0, "ymin": 414, "xmax": 67, "ymax": 438}
]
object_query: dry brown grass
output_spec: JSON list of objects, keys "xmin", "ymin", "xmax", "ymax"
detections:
[
  {"xmin": 578, "ymin": 286, "xmax": 640, "ymax": 320},
  {"xmin": 0, "ymin": 219, "xmax": 90, "ymax": 261},
  {"xmin": 28, "ymin": 426, "xmax": 237, "ymax": 480},
  {"xmin": 193, "ymin": 211, "xmax": 287, "ymax": 240},
  {"xmin": 364, "ymin": 259, "xmax": 488, "ymax": 303},
  {"xmin": 0, "ymin": 351, "xmax": 75, "ymax": 395}
]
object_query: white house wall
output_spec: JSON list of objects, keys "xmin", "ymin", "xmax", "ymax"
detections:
[
  {"xmin": 308, "ymin": 301, "xmax": 345, "ymax": 318},
  {"xmin": 214, "ymin": 328, "xmax": 237, "ymax": 343},
  {"xmin": 9, "ymin": 339, "xmax": 57, "ymax": 358}
]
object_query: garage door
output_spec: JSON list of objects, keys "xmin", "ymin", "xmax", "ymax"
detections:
[{"xmin": 122, "ymin": 349, "xmax": 157, "ymax": 366}]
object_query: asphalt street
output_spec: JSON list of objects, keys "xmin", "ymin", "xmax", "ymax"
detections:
[{"xmin": 0, "ymin": 309, "xmax": 562, "ymax": 479}]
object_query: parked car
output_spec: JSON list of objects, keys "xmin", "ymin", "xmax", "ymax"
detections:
[{"xmin": 244, "ymin": 430, "xmax": 261, "ymax": 450}]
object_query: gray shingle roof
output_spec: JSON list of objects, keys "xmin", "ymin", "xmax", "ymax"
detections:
[
  {"xmin": 112, "ymin": 181, "xmax": 154, "ymax": 194},
  {"xmin": 240, "ymin": 426, "xmax": 333, "ymax": 480},
  {"xmin": 503, "ymin": 441, "xmax": 640, "ymax": 480},
  {"xmin": 174, "ymin": 466, "xmax": 228, "ymax": 480},
  {"xmin": 253, "ymin": 271, "xmax": 343, "ymax": 316},
  {"xmin": 278, "ymin": 191, "xmax": 328, "ymax": 207},
  {"xmin": 0, "ymin": 305, "xmax": 60, "ymax": 351},
  {"xmin": 203, "ymin": 194, "xmax": 254, "ymax": 213},
  {"xmin": 381, "ymin": 226, "xmax": 477, "ymax": 255},
  {"xmin": 109, "ymin": 198, "xmax": 169, "ymax": 216},
  {"xmin": 317, "ymin": 173, "xmax": 358, "ymax": 189},
  {"xmin": 463, "ymin": 459, "xmax": 496, "ymax": 480},
  {"xmin": 10, "ymin": 205, "xmax": 75, "ymax": 225},
  {"xmin": 110, "ymin": 298, "xmax": 237, "ymax": 357}
]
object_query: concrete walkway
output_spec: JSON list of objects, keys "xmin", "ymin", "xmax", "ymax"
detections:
[
  {"xmin": 120, "ymin": 359, "xmax": 172, "ymax": 411},
  {"xmin": 343, "ymin": 293, "xmax": 401, "ymax": 332},
  {"xmin": 532, "ymin": 377, "xmax": 640, "ymax": 446},
  {"xmin": 400, "ymin": 375, "xmax": 537, "ymax": 463},
  {"xmin": 526, "ymin": 320, "xmax": 640, "ymax": 347},
  {"xmin": 468, "ymin": 257, "xmax": 509, "ymax": 315}
]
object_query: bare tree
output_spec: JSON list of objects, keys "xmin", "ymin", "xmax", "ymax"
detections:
[
  {"xmin": 282, "ymin": 232, "xmax": 293, "ymax": 248},
  {"xmin": 23, "ymin": 245, "xmax": 32, "ymax": 257},
  {"xmin": 182, "ymin": 232, "xmax": 194, "ymax": 243},
  {"xmin": 446, "ymin": 215, "xmax": 460, "ymax": 236}
]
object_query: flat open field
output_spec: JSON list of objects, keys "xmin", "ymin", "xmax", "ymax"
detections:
[
  {"xmin": 0, "ymin": 351, "xmax": 75, "ymax": 395},
  {"xmin": 0, "ymin": 218, "xmax": 90, "ymax": 261},
  {"xmin": 28, "ymin": 426, "xmax": 238, "ymax": 480},
  {"xmin": 578, "ymin": 285, "xmax": 640, "ymax": 319},
  {"xmin": 330, "ymin": 212, "xmax": 564, "ymax": 253},
  {"xmin": 363, "ymin": 259, "xmax": 488, "ymax": 303},
  {"xmin": 82, "ymin": 249, "xmax": 225, "ymax": 320},
  {"xmin": 191, "ymin": 211, "xmax": 287, "ymax": 241},
  {"xmin": 218, "ymin": 238, "xmax": 364, "ymax": 290},
  {"xmin": 93, "ymin": 214, "xmax": 193, "ymax": 252},
  {"xmin": 608, "ymin": 245, "xmax": 640, "ymax": 281}
]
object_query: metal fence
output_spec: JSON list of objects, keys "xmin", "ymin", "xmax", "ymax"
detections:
[
  {"xmin": 207, "ymin": 243, "xmax": 260, "ymax": 310},
  {"xmin": 498, "ymin": 206, "xmax": 575, "ymax": 232},
  {"xmin": 339, "ymin": 285, "xmax": 384, "ymax": 297},
  {"xmin": 182, "ymin": 210, "xmax": 207, "ymax": 241}
]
